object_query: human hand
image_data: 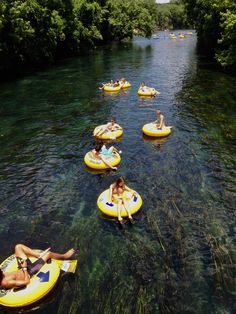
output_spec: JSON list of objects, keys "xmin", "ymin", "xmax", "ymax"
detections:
[{"xmin": 21, "ymin": 260, "xmax": 27, "ymax": 268}]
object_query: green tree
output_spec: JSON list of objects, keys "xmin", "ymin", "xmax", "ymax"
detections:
[
  {"xmin": 155, "ymin": 2, "xmax": 189, "ymax": 30},
  {"xmin": 0, "ymin": 0, "xmax": 158, "ymax": 67},
  {"xmin": 183, "ymin": 0, "xmax": 236, "ymax": 68}
]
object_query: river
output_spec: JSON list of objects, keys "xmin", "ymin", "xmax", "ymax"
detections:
[{"xmin": 0, "ymin": 32, "xmax": 236, "ymax": 314}]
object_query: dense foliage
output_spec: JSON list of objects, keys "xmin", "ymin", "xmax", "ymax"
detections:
[
  {"xmin": 156, "ymin": 1, "xmax": 189, "ymax": 30},
  {"xmin": 183, "ymin": 0, "xmax": 236, "ymax": 68},
  {"xmin": 0, "ymin": 0, "xmax": 157, "ymax": 67}
]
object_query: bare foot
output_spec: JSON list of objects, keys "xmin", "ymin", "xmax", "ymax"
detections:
[
  {"xmin": 63, "ymin": 249, "xmax": 76, "ymax": 259},
  {"xmin": 118, "ymin": 218, "xmax": 124, "ymax": 224}
]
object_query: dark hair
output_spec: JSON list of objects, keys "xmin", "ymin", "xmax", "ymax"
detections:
[
  {"xmin": 114, "ymin": 176, "xmax": 125, "ymax": 188},
  {"xmin": 111, "ymin": 117, "xmax": 116, "ymax": 122},
  {"xmin": 95, "ymin": 143, "xmax": 103, "ymax": 152},
  {"xmin": 0, "ymin": 269, "xmax": 3, "ymax": 286}
]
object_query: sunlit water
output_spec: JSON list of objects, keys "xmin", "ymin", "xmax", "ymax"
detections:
[{"xmin": 0, "ymin": 32, "xmax": 236, "ymax": 314}]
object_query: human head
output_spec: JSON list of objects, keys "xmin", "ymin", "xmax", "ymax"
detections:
[
  {"xmin": 95, "ymin": 143, "xmax": 103, "ymax": 152},
  {"xmin": 156, "ymin": 109, "xmax": 161, "ymax": 116},
  {"xmin": 110, "ymin": 117, "xmax": 116, "ymax": 124},
  {"xmin": 0, "ymin": 269, "xmax": 3, "ymax": 287},
  {"xmin": 115, "ymin": 176, "xmax": 125, "ymax": 188}
]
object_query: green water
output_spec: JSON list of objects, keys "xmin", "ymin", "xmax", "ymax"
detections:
[{"xmin": 0, "ymin": 32, "xmax": 236, "ymax": 314}]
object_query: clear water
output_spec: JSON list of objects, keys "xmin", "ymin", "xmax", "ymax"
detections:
[{"xmin": 0, "ymin": 32, "xmax": 236, "ymax": 314}]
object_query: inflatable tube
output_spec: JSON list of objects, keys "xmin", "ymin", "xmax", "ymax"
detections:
[
  {"xmin": 0, "ymin": 254, "xmax": 60, "ymax": 307},
  {"xmin": 142, "ymin": 123, "xmax": 173, "ymax": 137},
  {"xmin": 119, "ymin": 81, "xmax": 131, "ymax": 89},
  {"xmin": 84, "ymin": 151, "xmax": 121, "ymax": 170},
  {"xmin": 103, "ymin": 85, "xmax": 121, "ymax": 92},
  {"xmin": 93, "ymin": 125, "xmax": 123, "ymax": 140},
  {"xmin": 179, "ymin": 35, "xmax": 185, "ymax": 38},
  {"xmin": 97, "ymin": 189, "xmax": 142, "ymax": 217},
  {"xmin": 138, "ymin": 88, "xmax": 160, "ymax": 97}
]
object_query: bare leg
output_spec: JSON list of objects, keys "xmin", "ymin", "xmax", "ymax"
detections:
[
  {"xmin": 40, "ymin": 249, "xmax": 75, "ymax": 262},
  {"xmin": 111, "ymin": 146, "xmax": 119, "ymax": 153},
  {"xmin": 117, "ymin": 200, "xmax": 123, "ymax": 223},
  {"xmin": 95, "ymin": 126, "xmax": 107, "ymax": 137},
  {"xmin": 15, "ymin": 244, "xmax": 42, "ymax": 259},
  {"xmin": 123, "ymin": 200, "xmax": 133, "ymax": 220}
]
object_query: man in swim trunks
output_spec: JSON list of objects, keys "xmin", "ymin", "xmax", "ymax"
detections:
[
  {"xmin": 0, "ymin": 244, "xmax": 75, "ymax": 289},
  {"xmin": 154, "ymin": 109, "xmax": 166, "ymax": 129}
]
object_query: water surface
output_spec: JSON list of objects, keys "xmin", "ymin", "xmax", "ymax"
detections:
[{"xmin": 0, "ymin": 32, "xmax": 236, "ymax": 313}]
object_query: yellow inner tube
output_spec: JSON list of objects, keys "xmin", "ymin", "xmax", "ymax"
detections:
[
  {"xmin": 93, "ymin": 125, "xmax": 123, "ymax": 140},
  {"xmin": 119, "ymin": 81, "xmax": 131, "ymax": 89},
  {"xmin": 142, "ymin": 123, "xmax": 173, "ymax": 137},
  {"xmin": 0, "ymin": 254, "xmax": 60, "ymax": 307},
  {"xmin": 138, "ymin": 88, "xmax": 160, "ymax": 97},
  {"xmin": 179, "ymin": 35, "xmax": 185, "ymax": 38},
  {"xmin": 97, "ymin": 189, "xmax": 142, "ymax": 217},
  {"xmin": 103, "ymin": 85, "xmax": 121, "ymax": 92},
  {"xmin": 84, "ymin": 151, "xmax": 121, "ymax": 170}
]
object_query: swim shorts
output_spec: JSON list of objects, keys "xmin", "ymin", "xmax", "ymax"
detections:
[{"xmin": 17, "ymin": 256, "xmax": 45, "ymax": 277}]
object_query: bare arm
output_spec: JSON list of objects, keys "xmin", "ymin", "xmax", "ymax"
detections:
[
  {"xmin": 100, "ymin": 155, "xmax": 117, "ymax": 170},
  {"xmin": 159, "ymin": 115, "xmax": 164, "ymax": 128},
  {"xmin": 7, "ymin": 270, "xmax": 30, "ymax": 288},
  {"xmin": 124, "ymin": 185, "xmax": 137, "ymax": 196},
  {"xmin": 108, "ymin": 184, "xmax": 113, "ymax": 203},
  {"xmin": 114, "ymin": 123, "xmax": 122, "ymax": 130},
  {"xmin": 124, "ymin": 185, "xmax": 132, "ymax": 192}
]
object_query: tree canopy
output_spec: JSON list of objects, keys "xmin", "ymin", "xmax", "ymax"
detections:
[
  {"xmin": 183, "ymin": 0, "xmax": 236, "ymax": 68},
  {"xmin": 0, "ymin": 0, "xmax": 157, "ymax": 67},
  {"xmin": 155, "ymin": 1, "xmax": 190, "ymax": 30}
]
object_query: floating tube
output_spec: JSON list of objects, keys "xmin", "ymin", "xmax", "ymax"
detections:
[
  {"xmin": 93, "ymin": 125, "xmax": 123, "ymax": 140},
  {"xmin": 138, "ymin": 88, "xmax": 160, "ymax": 97},
  {"xmin": 103, "ymin": 85, "xmax": 121, "ymax": 92},
  {"xmin": 0, "ymin": 254, "xmax": 60, "ymax": 307},
  {"xmin": 84, "ymin": 151, "xmax": 121, "ymax": 170},
  {"xmin": 97, "ymin": 189, "xmax": 142, "ymax": 217},
  {"xmin": 142, "ymin": 123, "xmax": 173, "ymax": 137},
  {"xmin": 119, "ymin": 81, "xmax": 131, "ymax": 89}
]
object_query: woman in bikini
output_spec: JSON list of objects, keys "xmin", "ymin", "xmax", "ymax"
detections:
[{"xmin": 108, "ymin": 177, "xmax": 136, "ymax": 223}]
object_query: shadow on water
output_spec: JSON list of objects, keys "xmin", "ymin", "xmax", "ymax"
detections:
[{"xmin": 0, "ymin": 32, "xmax": 236, "ymax": 313}]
